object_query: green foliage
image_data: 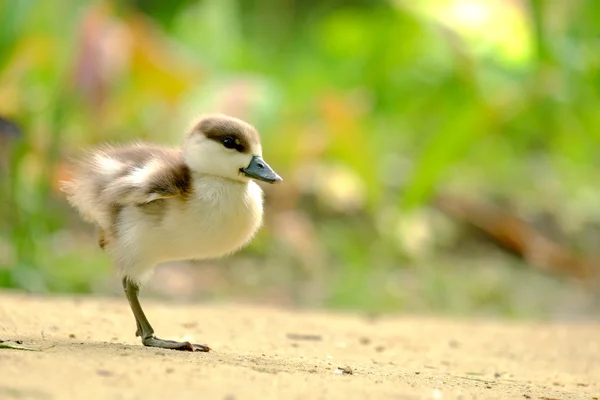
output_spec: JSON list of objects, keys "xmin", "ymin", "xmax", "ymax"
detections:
[{"xmin": 1, "ymin": 0, "xmax": 599, "ymax": 318}]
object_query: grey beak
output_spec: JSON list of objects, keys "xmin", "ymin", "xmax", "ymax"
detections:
[{"xmin": 241, "ymin": 156, "xmax": 282, "ymax": 184}]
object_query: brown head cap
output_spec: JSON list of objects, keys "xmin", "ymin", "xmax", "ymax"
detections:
[{"xmin": 190, "ymin": 114, "xmax": 261, "ymax": 154}]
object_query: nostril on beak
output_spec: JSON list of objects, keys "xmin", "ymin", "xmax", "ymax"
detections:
[{"xmin": 257, "ymin": 162, "xmax": 265, "ymax": 169}]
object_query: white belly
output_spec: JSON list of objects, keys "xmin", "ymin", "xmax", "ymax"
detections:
[{"xmin": 114, "ymin": 178, "xmax": 264, "ymax": 282}]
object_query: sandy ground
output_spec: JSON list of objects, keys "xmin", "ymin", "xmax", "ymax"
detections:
[{"xmin": 0, "ymin": 291, "xmax": 598, "ymax": 400}]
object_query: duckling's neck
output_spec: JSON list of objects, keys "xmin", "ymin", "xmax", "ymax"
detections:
[
  {"xmin": 188, "ymin": 173, "xmax": 263, "ymax": 211},
  {"xmin": 190, "ymin": 171, "xmax": 249, "ymax": 187}
]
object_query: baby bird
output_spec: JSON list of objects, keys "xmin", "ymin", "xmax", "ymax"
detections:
[{"xmin": 61, "ymin": 114, "xmax": 282, "ymax": 352}]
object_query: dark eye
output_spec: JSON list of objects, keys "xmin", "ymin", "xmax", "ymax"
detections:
[{"xmin": 221, "ymin": 137, "xmax": 236, "ymax": 149}]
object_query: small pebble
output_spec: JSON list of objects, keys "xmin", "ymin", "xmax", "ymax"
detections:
[
  {"xmin": 286, "ymin": 333, "xmax": 322, "ymax": 341},
  {"xmin": 334, "ymin": 366, "xmax": 353, "ymax": 375}
]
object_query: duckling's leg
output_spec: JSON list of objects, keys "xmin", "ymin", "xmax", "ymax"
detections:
[{"xmin": 122, "ymin": 277, "xmax": 210, "ymax": 352}]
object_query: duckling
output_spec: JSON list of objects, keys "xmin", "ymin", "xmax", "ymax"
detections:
[{"xmin": 61, "ymin": 114, "xmax": 282, "ymax": 352}]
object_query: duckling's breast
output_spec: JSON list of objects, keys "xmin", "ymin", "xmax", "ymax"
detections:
[{"xmin": 134, "ymin": 178, "xmax": 264, "ymax": 263}]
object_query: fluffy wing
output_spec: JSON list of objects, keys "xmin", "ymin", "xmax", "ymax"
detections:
[
  {"xmin": 61, "ymin": 143, "xmax": 191, "ymax": 226},
  {"xmin": 98, "ymin": 145, "xmax": 192, "ymax": 205}
]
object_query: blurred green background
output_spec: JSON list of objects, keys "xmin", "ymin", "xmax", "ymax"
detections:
[{"xmin": 1, "ymin": 0, "xmax": 599, "ymax": 319}]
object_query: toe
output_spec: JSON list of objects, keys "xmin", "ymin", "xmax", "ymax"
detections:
[{"xmin": 193, "ymin": 344, "xmax": 211, "ymax": 352}]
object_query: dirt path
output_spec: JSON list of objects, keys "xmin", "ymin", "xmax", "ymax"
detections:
[{"xmin": 0, "ymin": 291, "xmax": 598, "ymax": 400}]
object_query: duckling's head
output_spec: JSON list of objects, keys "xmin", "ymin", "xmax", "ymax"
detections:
[{"xmin": 183, "ymin": 114, "xmax": 282, "ymax": 184}]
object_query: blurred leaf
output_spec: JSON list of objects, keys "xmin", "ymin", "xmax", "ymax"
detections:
[
  {"xmin": 0, "ymin": 341, "xmax": 40, "ymax": 351},
  {"xmin": 401, "ymin": 94, "xmax": 489, "ymax": 210}
]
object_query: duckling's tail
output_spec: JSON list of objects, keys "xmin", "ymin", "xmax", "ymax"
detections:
[
  {"xmin": 59, "ymin": 179, "xmax": 75, "ymax": 195},
  {"xmin": 59, "ymin": 171, "xmax": 107, "ymax": 227}
]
